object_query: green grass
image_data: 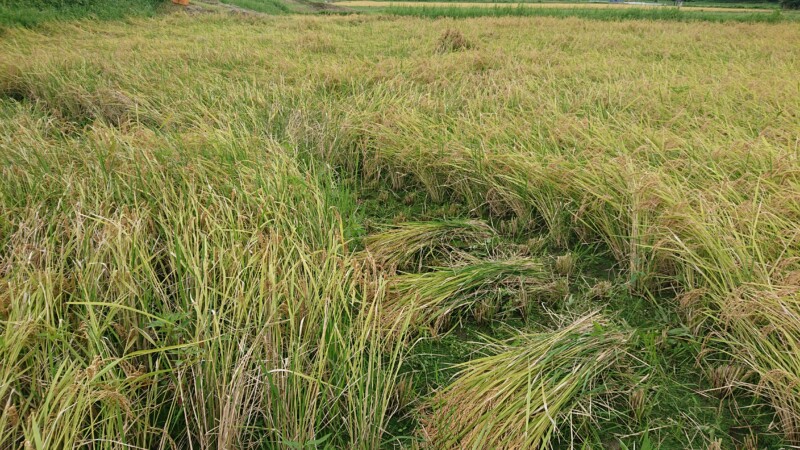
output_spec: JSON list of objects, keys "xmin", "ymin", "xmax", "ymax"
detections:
[
  {"xmin": 0, "ymin": 0, "xmax": 163, "ymax": 28},
  {"xmin": 686, "ymin": 0, "xmax": 780, "ymax": 8},
  {"xmin": 221, "ymin": 0, "xmax": 295, "ymax": 14},
  {"xmin": 340, "ymin": 0, "xmax": 780, "ymax": 4}
]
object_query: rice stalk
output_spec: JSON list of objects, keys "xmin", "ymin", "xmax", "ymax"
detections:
[
  {"xmin": 384, "ymin": 258, "xmax": 552, "ymax": 334},
  {"xmin": 422, "ymin": 313, "xmax": 629, "ymax": 449},
  {"xmin": 363, "ymin": 219, "xmax": 495, "ymax": 270}
]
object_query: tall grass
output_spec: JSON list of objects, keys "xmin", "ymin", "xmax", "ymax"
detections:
[{"xmin": 337, "ymin": 103, "xmax": 800, "ymax": 438}]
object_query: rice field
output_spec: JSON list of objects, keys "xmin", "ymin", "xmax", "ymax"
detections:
[
  {"xmin": 336, "ymin": 0, "xmax": 773, "ymax": 12},
  {"xmin": 1, "ymin": 5, "xmax": 799, "ymax": 449}
]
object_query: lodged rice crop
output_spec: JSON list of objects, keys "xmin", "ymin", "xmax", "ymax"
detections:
[
  {"xmin": 422, "ymin": 312, "xmax": 629, "ymax": 449},
  {"xmin": 1, "ymin": 9, "xmax": 799, "ymax": 448},
  {"xmin": 363, "ymin": 219, "xmax": 495, "ymax": 270},
  {"xmin": 384, "ymin": 258, "xmax": 552, "ymax": 332},
  {"xmin": 0, "ymin": 125, "xmax": 412, "ymax": 447}
]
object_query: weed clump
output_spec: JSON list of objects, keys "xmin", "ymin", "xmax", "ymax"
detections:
[
  {"xmin": 588, "ymin": 280, "xmax": 614, "ymax": 300},
  {"xmin": 435, "ymin": 28, "xmax": 472, "ymax": 53},
  {"xmin": 555, "ymin": 253, "xmax": 576, "ymax": 276}
]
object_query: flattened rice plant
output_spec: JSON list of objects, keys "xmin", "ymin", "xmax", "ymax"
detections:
[
  {"xmin": 363, "ymin": 219, "xmax": 495, "ymax": 270},
  {"xmin": 384, "ymin": 259, "xmax": 552, "ymax": 333},
  {"xmin": 423, "ymin": 313, "xmax": 629, "ymax": 449}
]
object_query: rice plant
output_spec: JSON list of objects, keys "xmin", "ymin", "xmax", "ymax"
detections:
[
  {"xmin": 422, "ymin": 313, "xmax": 629, "ymax": 449},
  {"xmin": 0, "ymin": 127, "xmax": 414, "ymax": 448},
  {"xmin": 1, "ymin": 8, "xmax": 799, "ymax": 448},
  {"xmin": 384, "ymin": 259, "xmax": 552, "ymax": 333},
  {"xmin": 363, "ymin": 219, "xmax": 495, "ymax": 270}
]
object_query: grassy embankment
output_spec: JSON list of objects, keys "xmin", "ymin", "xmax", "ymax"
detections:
[{"xmin": 0, "ymin": 0, "xmax": 163, "ymax": 28}]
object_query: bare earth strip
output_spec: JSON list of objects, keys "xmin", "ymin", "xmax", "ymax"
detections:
[{"xmin": 335, "ymin": 1, "xmax": 773, "ymax": 12}]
